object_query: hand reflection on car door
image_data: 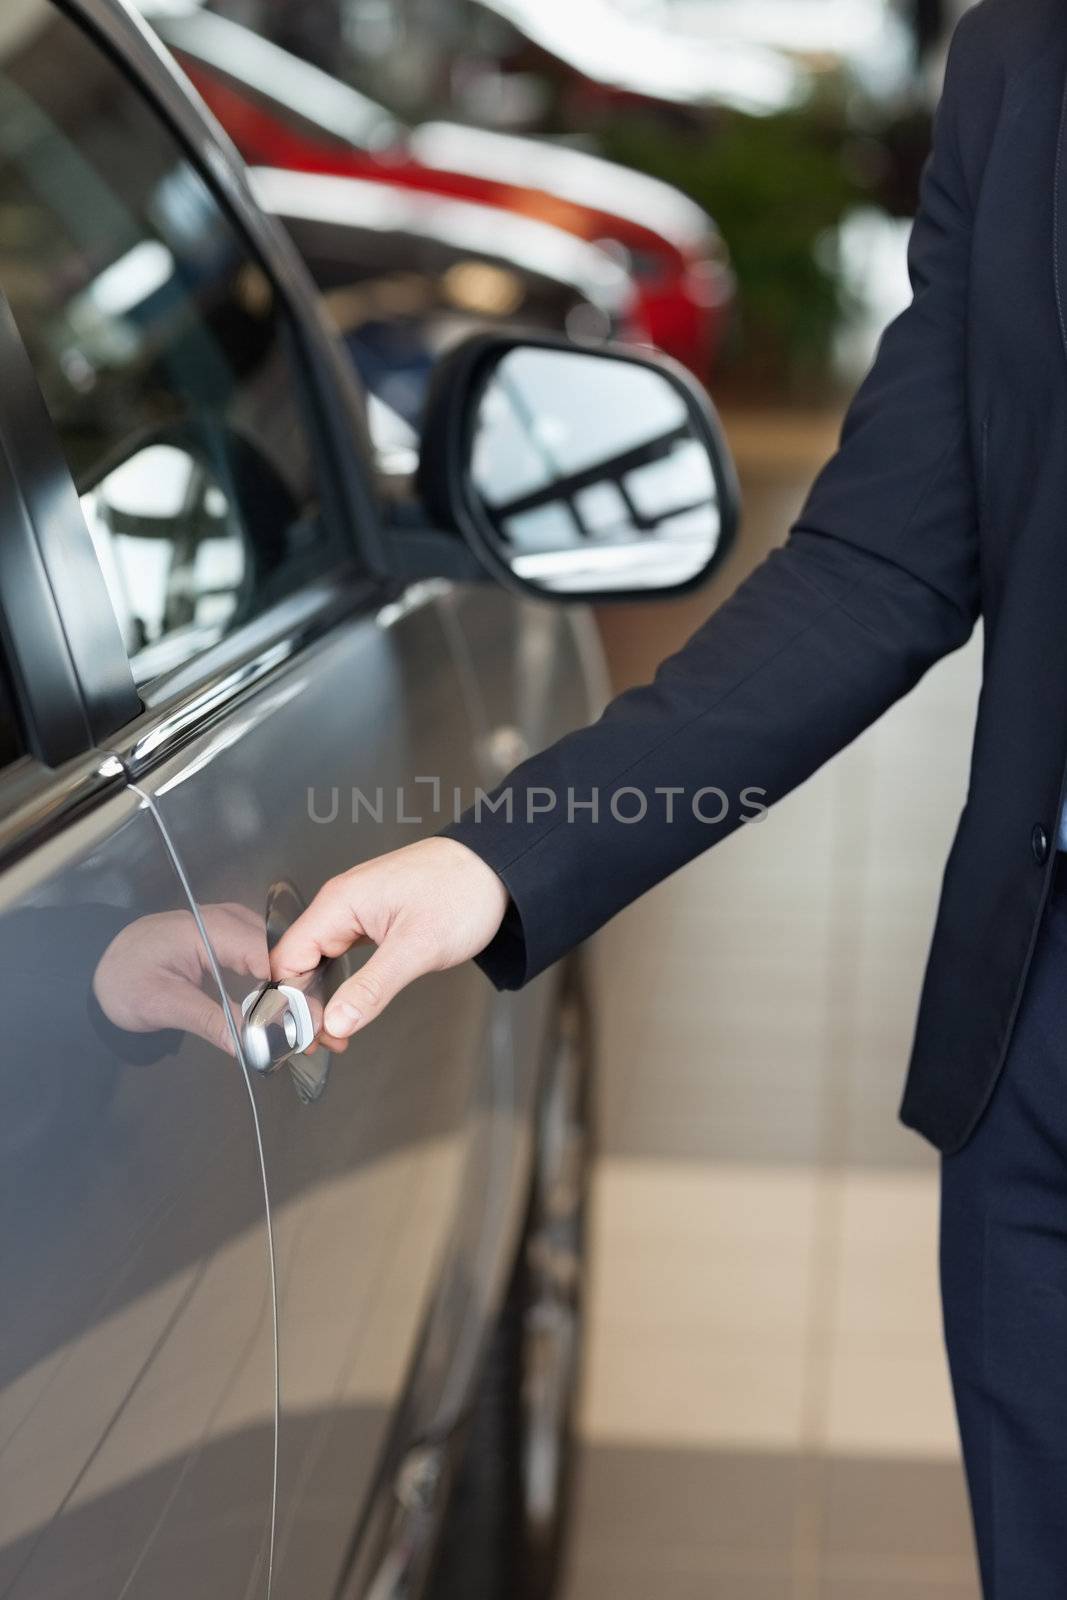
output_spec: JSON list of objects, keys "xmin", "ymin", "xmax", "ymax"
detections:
[{"xmin": 93, "ymin": 903, "xmax": 270, "ymax": 1057}]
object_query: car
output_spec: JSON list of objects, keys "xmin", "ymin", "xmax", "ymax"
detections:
[
  {"xmin": 136, "ymin": 0, "xmax": 736, "ymax": 385},
  {"xmin": 0, "ymin": 3, "xmax": 737, "ymax": 1598},
  {"xmin": 249, "ymin": 165, "xmax": 637, "ymax": 430},
  {"xmin": 428, "ymin": 0, "xmax": 809, "ymax": 115},
  {"xmin": 666, "ymin": 0, "xmax": 917, "ymax": 109}
]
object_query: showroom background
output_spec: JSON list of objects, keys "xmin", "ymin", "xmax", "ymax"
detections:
[{"xmin": 210, "ymin": 2, "xmax": 977, "ymax": 1594}]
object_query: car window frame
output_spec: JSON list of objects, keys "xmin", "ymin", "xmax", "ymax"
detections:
[
  {"xmin": 0, "ymin": 0, "xmax": 393, "ymax": 792},
  {"xmin": 0, "ymin": 288, "xmax": 143, "ymax": 770}
]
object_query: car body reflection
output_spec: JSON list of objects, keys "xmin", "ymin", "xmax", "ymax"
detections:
[
  {"xmin": 251, "ymin": 164, "xmax": 633, "ymax": 429},
  {"xmin": 137, "ymin": 0, "xmax": 735, "ymax": 383}
]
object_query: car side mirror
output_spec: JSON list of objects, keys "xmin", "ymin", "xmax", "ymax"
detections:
[{"xmin": 418, "ymin": 333, "xmax": 739, "ymax": 601}]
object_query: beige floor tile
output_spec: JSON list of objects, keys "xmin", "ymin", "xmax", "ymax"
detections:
[
  {"xmin": 821, "ymin": 1581, "xmax": 976, "ymax": 1600},
  {"xmin": 827, "ymin": 1170, "xmax": 943, "ymax": 1345},
  {"xmin": 580, "ymin": 1330, "xmax": 809, "ymax": 1450},
  {"xmin": 584, "ymin": 1169, "xmax": 819, "ymax": 1371},
  {"xmin": 588, "ymin": 1234, "xmax": 812, "ymax": 1341},
  {"xmin": 840, "ymin": 1096, "xmax": 938, "ymax": 1173},
  {"xmin": 599, "ymin": 1086, "xmax": 829, "ymax": 1168},
  {"xmin": 821, "ymin": 1455, "xmax": 977, "ymax": 1569},
  {"xmin": 566, "ymin": 1562, "xmax": 791, "ymax": 1600},
  {"xmin": 568, "ymin": 1441, "xmax": 809, "ymax": 1556},
  {"xmin": 821, "ymin": 1345, "xmax": 959, "ymax": 1459},
  {"xmin": 591, "ymin": 1159, "xmax": 821, "ymax": 1246},
  {"xmin": 836, "ymin": 1168, "xmax": 941, "ymax": 1246}
]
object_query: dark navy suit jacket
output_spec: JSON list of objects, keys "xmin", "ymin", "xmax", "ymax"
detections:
[{"xmin": 449, "ymin": 0, "xmax": 1067, "ymax": 1153}]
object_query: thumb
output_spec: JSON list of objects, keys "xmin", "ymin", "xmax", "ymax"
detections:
[
  {"xmin": 271, "ymin": 879, "xmax": 364, "ymax": 982},
  {"xmin": 322, "ymin": 930, "xmax": 428, "ymax": 1040}
]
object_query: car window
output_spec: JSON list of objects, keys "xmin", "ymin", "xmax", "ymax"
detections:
[{"xmin": 0, "ymin": 2, "xmax": 341, "ymax": 688}]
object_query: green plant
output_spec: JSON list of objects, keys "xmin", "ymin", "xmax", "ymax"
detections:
[{"xmin": 599, "ymin": 107, "xmax": 866, "ymax": 394}]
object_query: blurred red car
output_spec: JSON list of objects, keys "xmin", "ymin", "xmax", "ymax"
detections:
[{"xmin": 140, "ymin": 3, "xmax": 735, "ymax": 384}]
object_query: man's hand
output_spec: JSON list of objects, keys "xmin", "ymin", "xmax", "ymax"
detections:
[
  {"xmin": 269, "ymin": 838, "xmax": 509, "ymax": 1048},
  {"xmin": 94, "ymin": 903, "xmax": 271, "ymax": 1054}
]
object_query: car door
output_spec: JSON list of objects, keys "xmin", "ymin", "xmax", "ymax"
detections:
[
  {"xmin": 131, "ymin": 589, "xmax": 499, "ymax": 1600},
  {"xmin": 0, "ymin": 759, "xmax": 278, "ymax": 1600},
  {"xmin": 0, "ymin": 3, "xmax": 505, "ymax": 1595},
  {"xmin": 0, "ymin": 109, "xmax": 276, "ymax": 1600}
]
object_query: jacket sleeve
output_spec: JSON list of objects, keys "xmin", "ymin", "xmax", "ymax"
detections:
[{"xmin": 445, "ymin": 6, "xmax": 1001, "ymax": 990}]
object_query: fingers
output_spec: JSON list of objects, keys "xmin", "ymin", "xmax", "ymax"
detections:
[
  {"xmin": 270, "ymin": 879, "xmax": 366, "ymax": 981},
  {"xmin": 321, "ymin": 931, "xmax": 428, "ymax": 1041},
  {"xmin": 201, "ymin": 904, "xmax": 271, "ymax": 983},
  {"xmin": 304, "ymin": 989, "xmax": 349, "ymax": 1054},
  {"xmin": 269, "ymin": 840, "xmax": 509, "ymax": 1047},
  {"xmin": 156, "ymin": 980, "xmax": 237, "ymax": 1056},
  {"xmin": 313, "ymin": 1032, "xmax": 351, "ymax": 1055}
]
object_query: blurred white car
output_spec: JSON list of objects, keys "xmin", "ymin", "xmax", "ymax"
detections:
[{"xmin": 662, "ymin": 0, "xmax": 917, "ymax": 104}]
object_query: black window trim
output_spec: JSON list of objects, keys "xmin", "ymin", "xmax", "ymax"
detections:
[{"xmin": 0, "ymin": 290, "xmax": 142, "ymax": 767}]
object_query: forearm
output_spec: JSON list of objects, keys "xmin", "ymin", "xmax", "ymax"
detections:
[{"xmin": 448, "ymin": 526, "xmax": 975, "ymax": 987}]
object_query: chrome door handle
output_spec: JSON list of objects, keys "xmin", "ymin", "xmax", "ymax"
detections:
[{"xmin": 241, "ymin": 984, "xmax": 315, "ymax": 1076}]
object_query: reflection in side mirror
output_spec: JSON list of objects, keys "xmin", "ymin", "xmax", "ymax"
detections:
[{"xmin": 420, "ymin": 335, "xmax": 739, "ymax": 602}]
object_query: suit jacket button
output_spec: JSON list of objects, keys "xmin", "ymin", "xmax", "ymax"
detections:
[{"xmin": 1032, "ymin": 823, "xmax": 1051, "ymax": 866}]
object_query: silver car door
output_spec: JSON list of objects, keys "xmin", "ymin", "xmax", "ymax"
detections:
[
  {"xmin": 121, "ymin": 584, "xmax": 496, "ymax": 1600},
  {"xmin": 0, "ymin": 304, "xmax": 275, "ymax": 1597},
  {"xmin": 0, "ymin": 4, "xmax": 503, "ymax": 1589},
  {"xmin": 0, "ymin": 5, "xmax": 522, "ymax": 1591},
  {"xmin": 0, "ymin": 767, "xmax": 277, "ymax": 1600}
]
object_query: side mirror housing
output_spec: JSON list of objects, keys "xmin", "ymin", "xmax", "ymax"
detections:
[{"xmin": 418, "ymin": 333, "xmax": 740, "ymax": 602}]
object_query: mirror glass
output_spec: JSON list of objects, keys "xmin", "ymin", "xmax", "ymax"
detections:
[{"xmin": 469, "ymin": 347, "xmax": 722, "ymax": 594}]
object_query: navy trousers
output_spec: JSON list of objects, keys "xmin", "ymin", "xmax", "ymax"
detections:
[{"xmin": 941, "ymin": 862, "xmax": 1067, "ymax": 1597}]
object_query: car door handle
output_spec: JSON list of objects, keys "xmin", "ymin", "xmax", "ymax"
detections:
[{"xmin": 241, "ymin": 984, "xmax": 315, "ymax": 1075}]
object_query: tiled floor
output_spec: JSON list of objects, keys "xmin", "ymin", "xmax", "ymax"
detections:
[{"xmin": 568, "ymin": 408, "xmax": 984, "ymax": 1598}]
